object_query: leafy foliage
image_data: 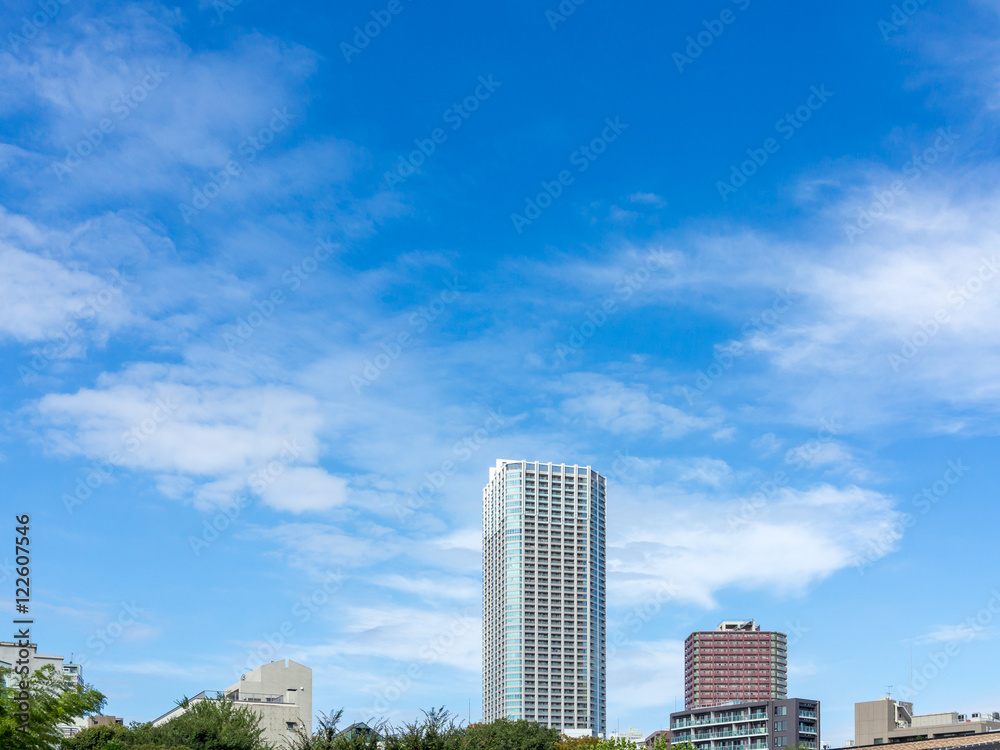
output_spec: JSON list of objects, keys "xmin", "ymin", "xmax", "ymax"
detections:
[
  {"xmin": 137, "ymin": 697, "xmax": 267, "ymax": 750},
  {"xmin": 0, "ymin": 664, "xmax": 106, "ymax": 750},
  {"xmin": 61, "ymin": 723, "xmax": 134, "ymax": 749},
  {"xmin": 290, "ymin": 708, "xmax": 564, "ymax": 750},
  {"xmin": 63, "ymin": 695, "xmax": 265, "ymax": 750},
  {"xmin": 65, "ymin": 700, "xmax": 603, "ymax": 750},
  {"xmin": 554, "ymin": 736, "xmax": 600, "ymax": 750}
]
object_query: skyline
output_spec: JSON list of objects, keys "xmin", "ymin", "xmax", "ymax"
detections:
[{"xmin": 2, "ymin": 0, "xmax": 1000, "ymax": 747}]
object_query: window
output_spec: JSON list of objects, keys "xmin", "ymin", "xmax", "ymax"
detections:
[
  {"xmin": 775, "ymin": 706, "xmax": 787, "ymax": 716},
  {"xmin": 287, "ymin": 722, "xmax": 298, "ymax": 730},
  {"xmin": 774, "ymin": 721, "xmax": 786, "ymax": 731},
  {"xmin": 774, "ymin": 738, "xmax": 786, "ymax": 747}
]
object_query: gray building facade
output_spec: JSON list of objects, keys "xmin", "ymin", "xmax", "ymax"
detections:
[
  {"xmin": 855, "ymin": 699, "xmax": 1000, "ymax": 746},
  {"xmin": 671, "ymin": 697, "xmax": 821, "ymax": 750}
]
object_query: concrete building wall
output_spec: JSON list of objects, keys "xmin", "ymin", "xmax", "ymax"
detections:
[
  {"xmin": 854, "ymin": 699, "xmax": 1000, "ymax": 746},
  {"xmin": 154, "ymin": 659, "xmax": 312, "ymax": 749},
  {"xmin": 225, "ymin": 659, "xmax": 312, "ymax": 743},
  {"xmin": 0, "ymin": 641, "xmax": 65, "ymax": 677}
]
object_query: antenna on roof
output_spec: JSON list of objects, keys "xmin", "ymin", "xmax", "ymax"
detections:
[{"xmin": 886, "ymin": 686, "xmax": 893, "ymax": 699}]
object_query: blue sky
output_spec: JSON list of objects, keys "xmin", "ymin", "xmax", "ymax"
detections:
[{"xmin": 1, "ymin": 0, "xmax": 1000, "ymax": 743}]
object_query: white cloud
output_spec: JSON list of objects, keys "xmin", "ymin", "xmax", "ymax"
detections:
[
  {"xmin": 296, "ymin": 605, "xmax": 480, "ymax": 672},
  {"xmin": 628, "ymin": 192, "xmax": 667, "ymax": 208},
  {"xmin": 31, "ymin": 365, "xmax": 349, "ymax": 512},
  {"xmin": 712, "ymin": 426, "xmax": 737, "ymax": 442},
  {"xmin": 667, "ymin": 457, "xmax": 733, "ymax": 487},
  {"xmin": 608, "ymin": 639, "xmax": 684, "ymax": 712},
  {"xmin": 247, "ymin": 523, "xmax": 396, "ymax": 573},
  {"xmin": 751, "ymin": 433, "xmax": 784, "ymax": 457},
  {"xmin": 0, "ymin": 240, "xmax": 129, "ymax": 345},
  {"xmin": 558, "ymin": 374, "xmax": 715, "ymax": 439},
  {"xmin": 909, "ymin": 624, "xmax": 996, "ymax": 644},
  {"xmin": 433, "ymin": 528, "xmax": 482, "ymax": 552},
  {"xmin": 610, "ymin": 483, "xmax": 903, "ymax": 607},
  {"xmin": 257, "ymin": 467, "xmax": 349, "ymax": 513},
  {"xmin": 372, "ymin": 574, "xmax": 479, "ymax": 602}
]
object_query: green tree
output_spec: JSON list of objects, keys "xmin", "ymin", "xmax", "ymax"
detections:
[
  {"xmin": 0, "ymin": 664, "xmax": 106, "ymax": 750},
  {"xmin": 554, "ymin": 736, "xmax": 600, "ymax": 750},
  {"xmin": 291, "ymin": 709, "xmax": 560, "ymax": 750},
  {"xmin": 595, "ymin": 735, "xmax": 677, "ymax": 750},
  {"xmin": 139, "ymin": 696, "xmax": 268, "ymax": 750},
  {"xmin": 289, "ymin": 709, "xmax": 387, "ymax": 750},
  {"xmin": 456, "ymin": 717, "xmax": 560, "ymax": 750},
  {"xmin": 61, "ymin": 722, "xmax": 133, "ymax": 749}
]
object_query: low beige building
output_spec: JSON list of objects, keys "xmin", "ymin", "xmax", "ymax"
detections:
[
  {"xmin": 153, "ymin": 659, "xmax": 312, "ymax": 748},
  {"xmin": 855, "ymin": 698, "xmax": 1000, "ymax": 746}
]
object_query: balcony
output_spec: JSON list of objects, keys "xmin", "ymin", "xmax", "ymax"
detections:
[
  {"xmin": 798, "ymin": 724, "xmax": 817, "ymax": 735},
  {"xmin": 690, "ymin": 727, "xmax": 768, "ymax": 741},
  {"xmin": 799, "ymin": 710, "xmax": 817, "ymax": 718}
]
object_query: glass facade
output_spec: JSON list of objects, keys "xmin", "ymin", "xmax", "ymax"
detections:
[{"xmin": 483, "ymin": 460, "xmax": 606, "ymax": 735}]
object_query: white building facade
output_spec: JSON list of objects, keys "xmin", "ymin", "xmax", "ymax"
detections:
[
  {"xmin": 483, "ymin": 460, "xmax": 606, "ymax": 736},
  {"xmin": 153, "ymin": 659, "xmax": 311, "ymax": 748}
]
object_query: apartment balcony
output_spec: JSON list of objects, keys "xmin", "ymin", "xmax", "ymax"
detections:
[
  {"xmin": 691, "ymin": 727, "xmax": 768, "ymax": 740},
  {"xmin": 799, "ymin": 710, "xmax": 817, "ymax": 718},
  {"xmin": 798, "ymin": 724, "xmax": 817, "ymax": 735}
]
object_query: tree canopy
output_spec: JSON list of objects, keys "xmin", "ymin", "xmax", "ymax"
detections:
[{"xmin": 0, "ymin": 664, "xmax": 106, "ymax": 750}]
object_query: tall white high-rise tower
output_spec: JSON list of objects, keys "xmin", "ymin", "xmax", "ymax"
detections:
[{"xmin": 482, "ymin": 459, "xmax": 606, "ymax": 737}]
